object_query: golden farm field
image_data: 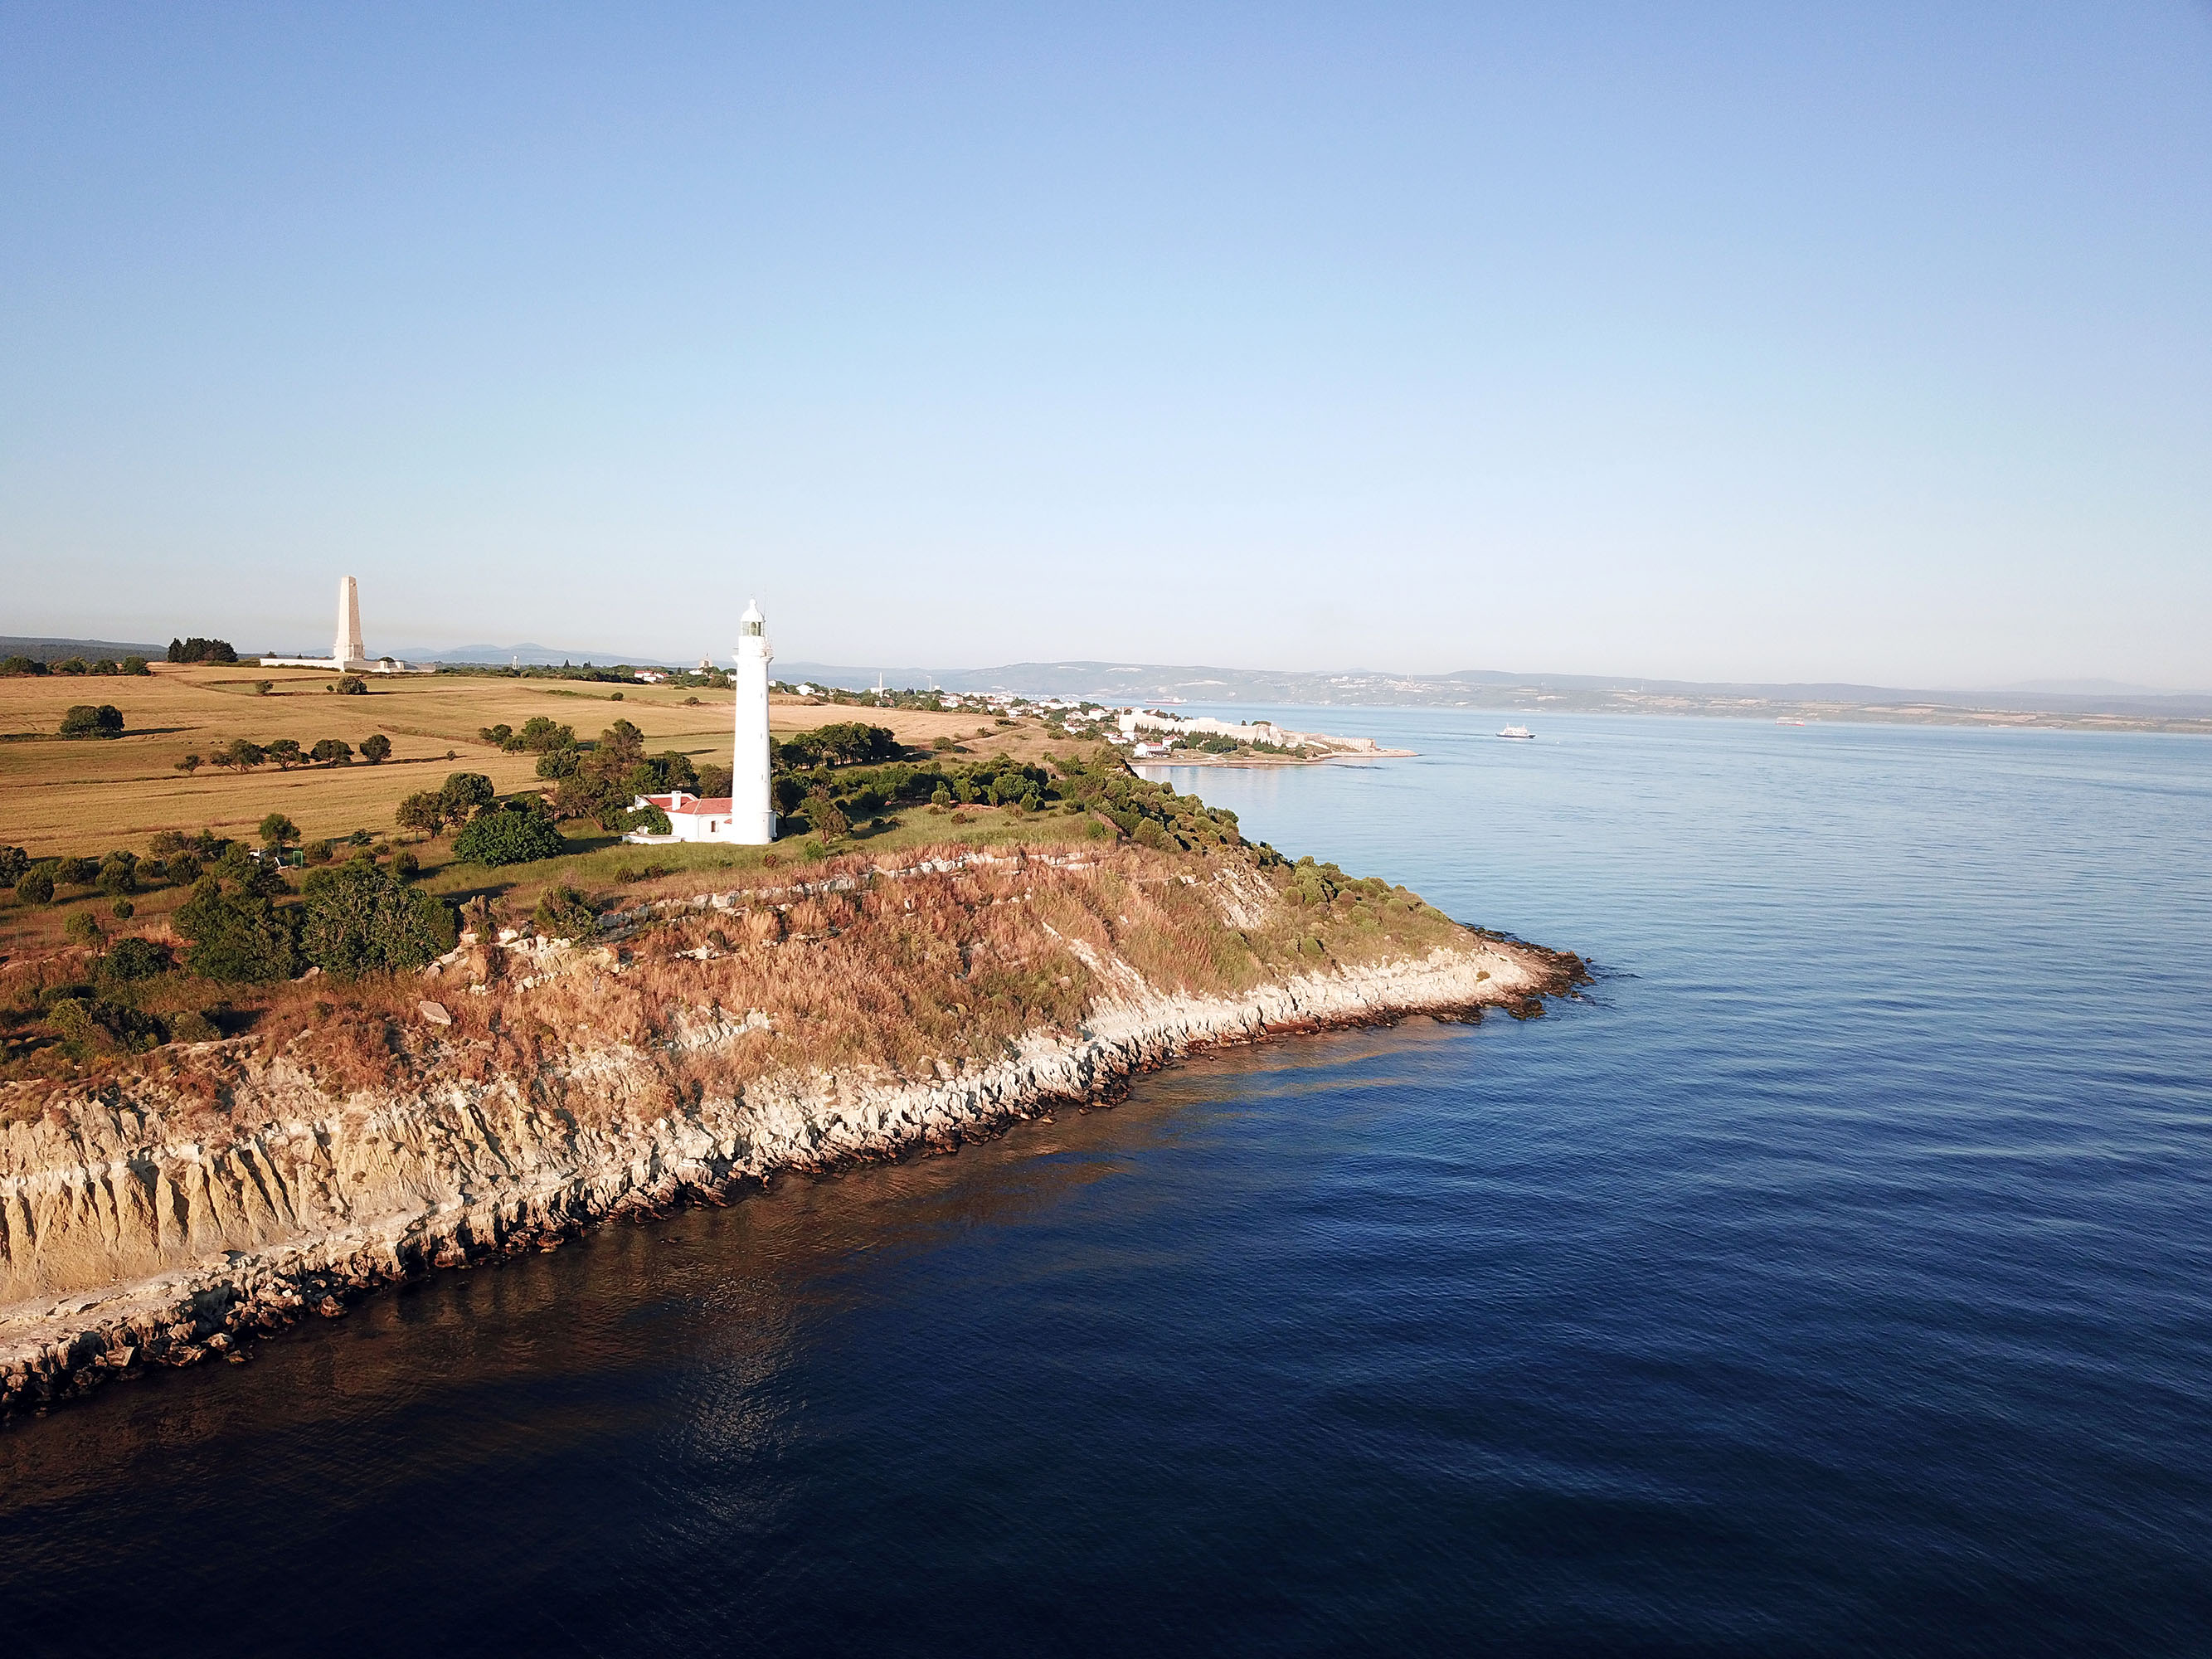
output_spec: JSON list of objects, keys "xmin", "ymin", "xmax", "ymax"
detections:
[{"xmin": 0, "ymin": 664, "xmax": 1063, "ymax": 858}]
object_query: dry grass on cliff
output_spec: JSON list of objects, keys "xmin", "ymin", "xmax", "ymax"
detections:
[{"xmin": 2, "ymin": 839, "xmax": 1475, "ymax": 1133}]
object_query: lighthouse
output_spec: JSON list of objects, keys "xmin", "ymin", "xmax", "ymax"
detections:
[{"xmin": 731, "ymin": 598, "xmax": 778, "ymax": 843}]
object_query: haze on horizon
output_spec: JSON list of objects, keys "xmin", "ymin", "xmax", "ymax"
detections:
[{"xmin": 4, "ymin": 3, "xmax": 2209, "ymax": 692}]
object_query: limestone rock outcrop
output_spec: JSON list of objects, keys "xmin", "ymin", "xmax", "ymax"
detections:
[{"xmin": 0, "ymin": 940, "xmax": 1578, "ymax": 1413}]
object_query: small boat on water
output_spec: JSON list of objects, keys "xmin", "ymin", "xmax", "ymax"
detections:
[{"xmin": 1498, "ymin": 725, "xmax": 1534, "ymax": 740}]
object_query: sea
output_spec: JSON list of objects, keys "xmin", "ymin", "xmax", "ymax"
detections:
[{"xmin": 3, "ymin": 710, "xmax": 2209, "ymax": 1657}]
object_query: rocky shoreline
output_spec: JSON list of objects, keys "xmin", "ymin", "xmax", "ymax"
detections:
[{"xmin": 0, "ymin": 937, "xmax": 1583, "ymax": 1418}]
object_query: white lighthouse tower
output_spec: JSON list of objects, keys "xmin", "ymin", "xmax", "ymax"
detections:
[{"xmin": 731, "ymin": 599, "xmax": 778, "ymax": 844}]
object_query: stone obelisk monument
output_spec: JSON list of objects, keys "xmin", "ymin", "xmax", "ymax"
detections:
[
  {"xmin": 333, "ymin": 576, "xmax": 366, "ymax": 670},
  {"xmin": 732, "ymin": 599, "xmax": 777, "ymax": 843}
]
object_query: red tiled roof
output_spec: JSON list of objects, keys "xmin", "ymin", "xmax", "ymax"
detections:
[{"xmin": 640, "ymin": 792, "xmax": 734, "ymax": 816}]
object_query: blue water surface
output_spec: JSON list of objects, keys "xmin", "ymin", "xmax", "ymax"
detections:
[{"xmin": 2, "ymin": 712, "xmax": 2209, "ymax": 1656}]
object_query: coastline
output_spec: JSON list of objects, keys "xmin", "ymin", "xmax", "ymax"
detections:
[
  {"xmin": 1130, "ymin": 746, "xmax": 1418, "ymax": 769},
  {"xmin": 0, "ymin": 934, "xmax": 1583, "ymax": 1416}
]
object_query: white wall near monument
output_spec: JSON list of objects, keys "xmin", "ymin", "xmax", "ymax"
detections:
[{"xmin": 260, "ymin": 574, "xmax": 416, "ymax": 672}]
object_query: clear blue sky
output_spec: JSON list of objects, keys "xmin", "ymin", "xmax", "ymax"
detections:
[{"xmin": 4, "ymin": 2, "xmax": 2209, "ymax": 688}]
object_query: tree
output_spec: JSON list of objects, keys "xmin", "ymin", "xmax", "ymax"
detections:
[
  {"xmin": 212, "ymin": 738, "xmax": 266, "ymax": 771},
  {"xmin": 805, "ymin": 788, "xmax": 850, "ymax": 843},
  {"xmin": 299, "ymin": 861, "xmax": 455, "ymax": 977},
  {"xmin": 59, "ymin": 703, "xmax": 124, "ymax": 739},
  {"xmin": 778, "ymin": 722, "xmax": 899, "ymax": 768},
  {"xmin": 452, "ymin": 800, "xmax": 566, "ymax": 866},
  {"xmin": 311, "ymin": 737, "xmax": 354, "ymax": 766},
  {"xmin": 649, "ymin": 751, "xmax": 698, "ymax": 792},
  {"xmin": 396, "ymin": 792, "xmax": 445, "ymax": 834},
  {"xmin": 168, "ymin": 637, "xmax": 237, "ymax": 664},
  {"xmin": 597, "ymin": 719, "xmax": 646, "ymax": 767},
  {"xmin": 518, "ymin": 716, "xmax": 574, "ymax": 752},
  {"xmin": 360, "ymin": 733, "xmax": 392, "ymax": 763},
  {"xmin": 437, "ymin": 771, "xmax": 496, "ymax": 821},
  {"xmin": 259, "ymin": 813, "xmax": 301, "ymax": 851},
  {"xmin": 173, "ymin": 877, "xmax": 299, "ymax": 981}
]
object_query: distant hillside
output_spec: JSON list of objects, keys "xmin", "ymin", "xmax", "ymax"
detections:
[
  {"xmin": 772, "ymin": 660, "xmax": 2212, "ymax": 732},
  {"xmin": 383, "ymin": 643, "xmax": 696, "ymax": 668},
  {"xmin": 0, "ymin": 636, "xmax": 166, "ymax": 664}
]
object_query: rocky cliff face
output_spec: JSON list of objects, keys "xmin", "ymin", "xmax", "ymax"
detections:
[{"xmin": 0, "ymin": 939, "xmax": 1575, "ymax": 1413}]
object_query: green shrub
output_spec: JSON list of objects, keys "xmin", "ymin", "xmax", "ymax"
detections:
[
  {"xmin": 533, "ymin": 884, "xmax": 598, "ymax": 942},
  {"xmin": 299, "ymin": 861, "xmax": 456, "ymax": 976},
  {"xmin": 173, "ymin": 878, "xmax": 299, "ymax": 982},
  {"xmin": 99, "ymin": 936, "xmax": 169, "ymax": 984},
  {"xmin": 48, "ymin": 995, "xmax": 167, "ymax": 1055},
  {"xmin": 452, "ymin": 802, "xmax": 566, "ymax": 866},
  {"xmin": 59, "ymin": 703, "xmax": 124, "ymax": 739}
]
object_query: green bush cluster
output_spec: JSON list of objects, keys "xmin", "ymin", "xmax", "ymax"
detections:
[
  {"xmin": 2, "ymin": 834, "xmax": 236, "ymax": 906},
  {"xmin": 532, "ymin": 884, "xmax": 598, "ymax": 942},
  {"xmin": 453, "ymin": 800, "xmax": 567, "ymax": 866},
  {"xmin": 167, "ymin": 637, "xmax": 238, "ymax": 664},
  {"xmin": 775, "ymin": 722, "xmax": 900, "ymax": 769},
  {"xmin": 5, "ymin": 655, "xmax": 151, "ymax": 678},
  {"xmin": 58, "ymin": 703, "xmax": 124, "ymax": 739}
]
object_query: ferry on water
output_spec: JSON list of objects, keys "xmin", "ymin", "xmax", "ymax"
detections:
[{"xmin": 1498, "ymin": 725, "xmax": 1534, "ymax": 740}]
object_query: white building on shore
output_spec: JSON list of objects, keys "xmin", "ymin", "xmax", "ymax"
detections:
[{"xmin": 627, "ymin": 598, "xmax": 779, "ymax": 845}]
